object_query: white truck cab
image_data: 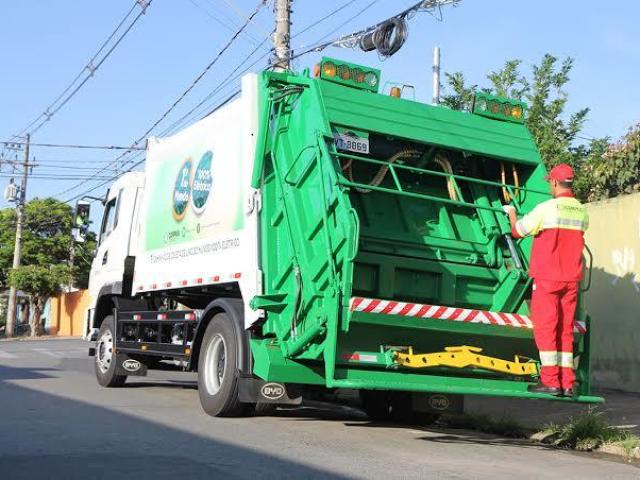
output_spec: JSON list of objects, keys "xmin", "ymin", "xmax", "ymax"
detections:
[{"xmin": 85, "ymin": 171, "xmax": 145, "ymax": 339}]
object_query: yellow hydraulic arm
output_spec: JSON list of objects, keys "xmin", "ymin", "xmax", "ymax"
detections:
[{"xmin": 394, "ymin": 345, "xmax": 538, "ymax": 376}]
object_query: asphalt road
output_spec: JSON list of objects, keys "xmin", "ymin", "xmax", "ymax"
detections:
[{"xmin": 0, "ymin": 339, "xmax": 637, "ymax": 480}]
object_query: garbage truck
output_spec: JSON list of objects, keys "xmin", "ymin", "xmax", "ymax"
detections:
[{"xmin": 85, "ymin": 57, "xmax": 602, "ymax": 420}]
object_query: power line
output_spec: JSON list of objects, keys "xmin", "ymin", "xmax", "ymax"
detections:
[
  {"xmin": 59, "ymin": 0, "xmax": 423, "ymax": 204},
  {"xmin": 62, "ymin": 90, "xmax": 241, "ymax": 204},
  {"xmin": 292, "ymin": 0, "xmax": 459, "ymax": 60},
  {"xmin": 158, "ymin": 1, "xmax": 359, "ymax": 137},
  {"xmin": 220, "ymin": 0, "xmax": 273, "ymax": 40},
  {"xmin": 186, "ymin": 0, "xmax": 266, "ymax": 48},
  {"xmin": 10, "ymin": 0, "xmax": 152, "ymax": 138},
  {"xmin": 55, "ymin": 0, "xmax": 268, "ymax": 201},
  {"xmin": 133, "ymin": 0, "xmax": 268, "ymax": 147},
  {"xmin": 292, "ymin": 0, "xmax": 381, "ymax": 56},
  {"xmin": 52, "ymin": 149, "xmax": 145, "ymax": 199},
  {"xmin": 0, "ymin": 141, "xmax": 145, "ymax": 151},
  {"xmin": 57, "ymin": 0, "xmax": 363, "ymax": 202},
  {"xmin": 19, "ymin": 159, "xmax": 137, "ymax": 165},
  {"xmin": 30, "ymin": 165, "xmax": 123, "ymax": 172},
  {"xmin": 1, "ymin": 174, "xmax": 115, "ymax": 180},
  {"xmin": 157, "ymin": 44, "xmax": 270, "ymax": 137},
  {"xmin": 294, "ymin": 0, "xmax": 359, "ymax": 39}
]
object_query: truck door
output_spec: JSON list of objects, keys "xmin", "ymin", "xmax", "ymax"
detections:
[{"xmin": 91, "ymin": 189, "xmax": 123, "ymax": 291}]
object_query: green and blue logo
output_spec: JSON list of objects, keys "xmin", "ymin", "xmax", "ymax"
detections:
[
  {"xmin": 191, "ymin": 151, "xmax": 213, "ymax": 215},
  {"xmin": 172, "ymin": 159, "xmax": 192, "ymax": 221}
]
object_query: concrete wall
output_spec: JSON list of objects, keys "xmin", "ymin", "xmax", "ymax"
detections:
[
  {"xmin": 48, "ymin": 290, "xmax": 90, "ymax": 337},
  {"xmin": 584, "ymin": 192, "xmax": 640, "ymax": 393}
]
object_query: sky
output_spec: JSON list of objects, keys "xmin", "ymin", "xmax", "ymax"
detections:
[{"xmin": 0, "ymin": 0, "xmax": 639, "ymax": 211}]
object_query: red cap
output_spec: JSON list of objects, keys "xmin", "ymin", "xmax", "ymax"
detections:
[{"xmin": 545, "ymin": 163, "xmax": 574, "ymax": 182}]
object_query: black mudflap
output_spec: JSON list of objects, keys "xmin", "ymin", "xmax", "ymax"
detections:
[
  {"xmin": 412, "ymin": 393, "xmax": 464, "ymax": 414},
  {"xmin": 238, "ymin": 376, "xmax": 302, "ymax": 405},
  {"xmin": 113, "ymin": 353, "xmax": 148, "ymax": 377}
]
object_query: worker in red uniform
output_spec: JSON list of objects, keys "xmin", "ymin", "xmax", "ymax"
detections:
[{"xmin": 503, "ymin": 164, "xmax": 589, "ymax": 396}]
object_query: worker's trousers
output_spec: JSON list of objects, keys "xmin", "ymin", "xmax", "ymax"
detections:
[{"xmin": 530, "ymin": 279, "xmax": 578, "ymax": 389}]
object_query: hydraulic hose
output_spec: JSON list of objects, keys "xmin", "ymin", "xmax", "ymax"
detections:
[
  {"xmin": 500, "ymin": 161, "xmax": 520, "ymax": 203},
  {"xmin": 434, "ymin": 154, "xmax": 458, "ymax": 201},
  {"xmin": 344, "ymin": 150, "xmax": 458, "ymax": 201},
  {"xmin": 344, "ymin": 149, "xmax": 421, "ymax": 194}
]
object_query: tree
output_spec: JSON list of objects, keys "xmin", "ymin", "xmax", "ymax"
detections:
[
  {"xmin": 1, "ymin": 198, "xmax": 96, "ymax": 336},
  {"xmin": 441, "ymin": 54, "xmax": 610, "ymax": 201},
  {"xmin": 584, "ymin": 124, "xmax": 640, "ymax": 201},
  {"xmin": 569, "ymin": 137, "xmax": 611, "ymax": 201},
  {"xmin": 0, "ymin": 197, "xmax": 96, "ymax": 290},
  {"xmin": 525, "ymin": 55, "xmax": 589, "ymax": 169},
  {"xmin": 440, "ymin": 72, "xmax": 477, "ymax": 112},
  {"xmin": 8, "ymin": 265, "xmax": 71, "ymax": 336}
]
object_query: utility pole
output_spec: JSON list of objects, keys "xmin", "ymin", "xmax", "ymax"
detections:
[
  {"xmin": 273, "ymin": 0, "xmax": 292, "ymax": 71},
  {"xmin": 5, "ymin": 134, "xmax": 30, "ymax": 338},
  {"xmin": 432, "ymin": 46, "xmax": 441, "ymax": 105}
]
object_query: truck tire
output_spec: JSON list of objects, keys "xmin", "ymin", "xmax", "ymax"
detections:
[
  {"xmin": 198, "ymin": 313, "xmax": 247, "ymax": 417},
  {"xmin": 94, "ymin": 315, "xmax": 127, "ymax": 387}
]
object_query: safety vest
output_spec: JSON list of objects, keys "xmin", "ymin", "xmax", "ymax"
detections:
[{"xmin": 514, "ymin": 193, "xmax": 589, "ymax": 282}]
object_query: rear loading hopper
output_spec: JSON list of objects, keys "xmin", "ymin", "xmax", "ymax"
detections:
[{"xmin": 249, "ymin": 60, "xmax": 601, "ymax": 404}]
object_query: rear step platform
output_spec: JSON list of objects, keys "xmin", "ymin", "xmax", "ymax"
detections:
[{"xmin": 330, "ymin": 369, "xmax": 604, "ymax": 404}]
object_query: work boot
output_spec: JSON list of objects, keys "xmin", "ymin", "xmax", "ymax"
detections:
[{"xmin": 527, "ymin": 382, "xmax": 561, "ymax": 396}]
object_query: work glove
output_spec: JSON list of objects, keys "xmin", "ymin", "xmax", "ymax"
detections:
[{"xmin": 502, "ymin": 205, "xmax": 516, "ymax": 215}]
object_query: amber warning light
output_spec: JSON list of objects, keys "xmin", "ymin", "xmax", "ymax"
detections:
[
  {"xmin": 472, "ymin": 92, "xmax": 526, "ymax": 124},
  {"xmin": 314, "ymin": 57, "xmax": 380, "ymax": 93}
]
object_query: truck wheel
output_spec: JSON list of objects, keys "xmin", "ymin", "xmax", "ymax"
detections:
[
  {"xmin": 198, "ymin": 313, "xmax": 247, "ymax": 417},
  {"xmin": 94, "ymin": 315, "xmax": 127, "ymax": 387}
]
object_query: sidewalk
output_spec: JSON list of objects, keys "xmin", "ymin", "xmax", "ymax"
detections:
[{"xmin": 465, "ymin": 389, "xmax": 640, "ymax": 434}]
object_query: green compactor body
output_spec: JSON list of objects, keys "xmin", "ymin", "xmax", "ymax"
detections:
[{"xmin": 248, "ymin": 58, "xmax": 601, "ymax": 405}]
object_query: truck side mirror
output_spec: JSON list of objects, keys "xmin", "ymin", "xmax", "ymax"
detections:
[{"xmin": 73, "ymin": 201, "xmax": 91, "ymax": 243}]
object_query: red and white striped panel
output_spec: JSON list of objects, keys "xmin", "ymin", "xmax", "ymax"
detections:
[{"xmin": 349, "ymin": 297, "xmax": 587, "ymax": 334}]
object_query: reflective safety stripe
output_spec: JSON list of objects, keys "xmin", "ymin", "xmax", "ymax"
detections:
[
  {"xmin": 516, "ymin": 197, "xmax": 588, "ymax": 237},
  {"xmin": 559, "ymin": 352, "xmax": 574, "ymax": 368},
  {"xmin": 539, "ymin": 351, "xmax": 558, "ymax": 366},
  {"xmin": 541, "ymin": 217, "xmax": 588, "ymax": 231}
]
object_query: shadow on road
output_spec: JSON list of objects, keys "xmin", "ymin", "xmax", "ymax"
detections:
[
  {"xmin": 0, "ymin": 364, "xmax": 58, "ymax": 381},
  {"xmin": 415, "ymin": 430, "xmax": 542, "ymax": 449},
  {"xmin": 0, "ymin": 365, "xmax": 349, "ymax": 480},
  {"xmin": 123, "ymin": 380, "xmax": 198, "ymax": 390},
  {"xmin": 268, "ymin": 401, "xmax": 548, "ymax": 451}
]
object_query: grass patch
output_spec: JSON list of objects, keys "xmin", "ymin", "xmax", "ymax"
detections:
[
  {"xmin": 613, "ymin": 433, "xmax": 640, "ymax": 456},
  {"xmin": 443, "ymin": 413, "xmax": 527, "ymax": 438},
  {"xmin": 541, "ymin": 408, "xmax": 640, "ymax": 455}
]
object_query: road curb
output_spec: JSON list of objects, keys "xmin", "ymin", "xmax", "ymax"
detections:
[
  {"xmin": 0, "ymin": 336, "xmax": 82, "ymax": 343},
  {"xmin": 596, "ymin": 444, "xmax": 640, "ymax": 459},
  {"xmin": 529, "ymin": 432, "xmax": 640, "ymax": 460}
]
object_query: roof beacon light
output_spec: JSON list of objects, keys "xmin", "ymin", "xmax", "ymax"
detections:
[
  {"xmin": 472, "ymin": 92, "xmax": 527, "ymax": 124},
  {"xmin": 322, "ymin": 61, "xmax": 337, "ymax": 78},
  {"xmin": 318, "ymin": 57, "xmax": 380, "ymax": 93}
]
